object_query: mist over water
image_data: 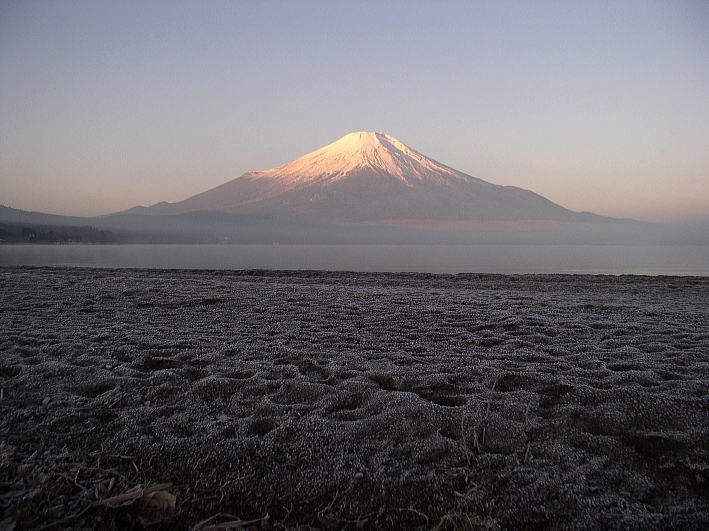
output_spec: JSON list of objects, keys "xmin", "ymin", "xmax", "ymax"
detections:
[{"xmin": 1, "ymin": 244, "xmax": 707, "ymax": 276}]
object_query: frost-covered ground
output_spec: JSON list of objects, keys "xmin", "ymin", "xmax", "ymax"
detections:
[{"xmin": 1, "ymin": 267, "xmax": 707, "ymax": 530}]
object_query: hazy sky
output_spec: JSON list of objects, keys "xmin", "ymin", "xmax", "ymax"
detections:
[{"xmin": 1, "ymin": 0, "xmax": 708, "ymax": 222}]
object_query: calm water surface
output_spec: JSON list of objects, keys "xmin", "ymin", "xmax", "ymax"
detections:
[{"xmin": 1, "ymin": 244, "xmax": 708, "ymax": 275}]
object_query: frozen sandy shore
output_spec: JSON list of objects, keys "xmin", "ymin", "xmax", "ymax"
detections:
[{"xmin": 1, "ymin": 267, "xmax": 707, "ymax": 529}]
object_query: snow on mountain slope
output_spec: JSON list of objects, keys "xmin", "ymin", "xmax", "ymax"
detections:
[
  {"xmin": 128, "ymin": 131, "xmax": 593, "ymax": 224},
  {"xmin": 247, "ymin": 131, "xmax": 480, "ymax": 186}
]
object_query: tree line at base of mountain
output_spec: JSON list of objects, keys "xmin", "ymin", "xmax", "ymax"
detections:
[{"xmin": 0, "ymin": 222, "xmax": 116, "ymax": 243}]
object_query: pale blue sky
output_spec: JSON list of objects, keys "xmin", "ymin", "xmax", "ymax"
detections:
[{"xmin": 1, "ymin": 0, "xmax": 708, "ymax": 221}]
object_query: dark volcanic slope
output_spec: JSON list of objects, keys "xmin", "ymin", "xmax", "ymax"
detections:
[{"xmin": 1, "ymin": 268, "xmax": 708, "ymax": 530}]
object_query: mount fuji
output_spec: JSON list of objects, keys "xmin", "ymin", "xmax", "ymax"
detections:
[
  {"xmin": 125, "ymin": 131, "xmax": 608, "ymax": 226},
  {"xmin": 4, "ymin": 132, "xmax": 657, "ymax": 244}
]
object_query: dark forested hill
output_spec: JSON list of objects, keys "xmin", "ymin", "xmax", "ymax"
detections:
[{"xmin": 0, "ymin": 222, "xmax": 115, "ymax": 243}]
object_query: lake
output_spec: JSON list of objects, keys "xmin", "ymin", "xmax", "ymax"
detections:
[{"xmin": 1, "ymin": 243, "xmax": 708, "ymax": 275}]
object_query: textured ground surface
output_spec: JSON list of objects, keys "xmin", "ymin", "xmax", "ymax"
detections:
[{"xmin": 0, "ymin": 267, "xmax": 708, "ymax": 530}]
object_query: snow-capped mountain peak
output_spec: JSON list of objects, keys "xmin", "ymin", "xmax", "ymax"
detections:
[
  {"xmin": 247, "ymin": 131, "xmax": 470, "ymax": 186},
  {"xmin": 130, "ymin": 130, "xmax": 587, "ymax": 224}
]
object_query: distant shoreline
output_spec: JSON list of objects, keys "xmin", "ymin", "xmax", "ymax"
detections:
[{"xmin": 1, "ymin": 264, "xmax": 708, "ymax": 280}]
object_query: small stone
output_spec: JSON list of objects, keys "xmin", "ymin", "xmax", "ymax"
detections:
[
  {"xmin": 42, "ymin": 397, "xmax": 50, "ymax": 406},
  {"xmin": 354, "ymin": 472, "xmax": 364, "ymax": 479}
]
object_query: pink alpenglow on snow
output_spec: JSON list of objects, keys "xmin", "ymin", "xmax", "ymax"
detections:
[{"xmin": 129, "ymin": 132, "xmax": 603, "ymax": 226}]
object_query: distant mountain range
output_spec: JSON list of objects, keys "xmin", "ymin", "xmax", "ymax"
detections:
[{"xmin": 3, "ymin": 131, "xmax": 705, "ymax": 244}]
